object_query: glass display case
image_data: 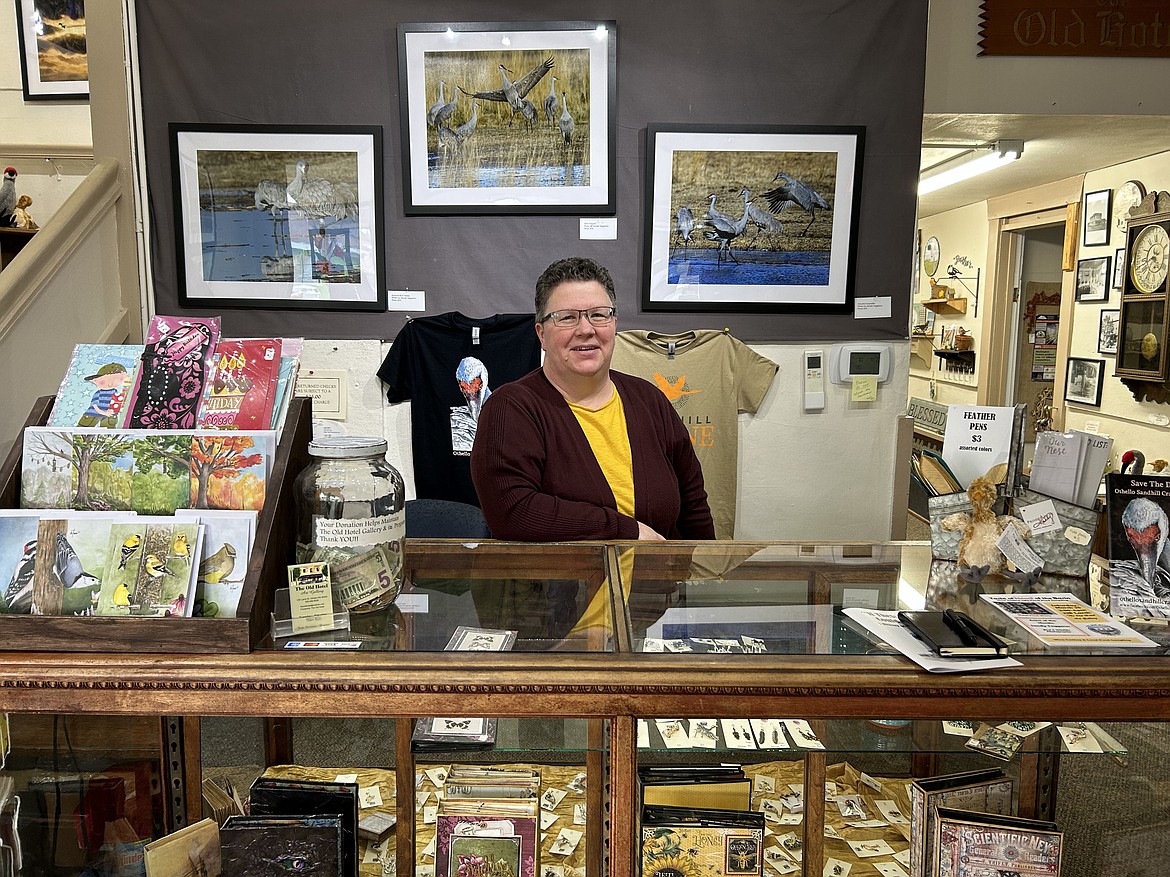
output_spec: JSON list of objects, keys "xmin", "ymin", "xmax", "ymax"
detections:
[{"xmin": 0, "ymin": 540, "xmax": 1167, "ymax": 877}]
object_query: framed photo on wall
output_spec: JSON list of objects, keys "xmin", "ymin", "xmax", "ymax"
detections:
[
  {"xmin": 1075, "ymin": 255, "xmax": 1110, "ymax": 303},
  {"xmin": 170, "ymin": 124, "xmax": 386, "ymax": 311},
  {"xmin": 1065, "ymin": 357, "xmax": 1105, "ymax": 407},
  {"xmin": 1098, "ymin": 309, "xmax": 1119, "ymax": 355},
  {"xmin": 397, "ymin": 20, "xmax": 616, "ymax": 214},
  {"xmin": 15, "ymin": 0, "xmax": 88, "ymax": 100},
  {"xmin": 1082, "ymin": 188, "xmax": 1112, "ymax": 247},
  {"xmin": 642, "ymin": 124, "xmax": 865, "ymax": 313},
  {"xmin": 1112, "ymin": 247, "xmax": 1126, "ymax": 288}
]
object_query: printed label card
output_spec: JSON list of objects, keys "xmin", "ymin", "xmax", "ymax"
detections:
[
  {"xmin": 783, "ymin": 719, "xmax": 824, "ymax": 749},
  {"xmin": 641, "ymin": 638, "xmax": 665, "ymax": 652},
  {"xmin": 874, "ymin": 863, "xmax": 910, "ymax": 877},
  {"xmin": 424, "ymin": 767, "xmax": 449, "ymax": 787},
  {"xmin": 721, "ymin": 719, "xmax": 758, "ymax": 750},
  {"xmin": 749, "ymin": 719, "xmax": 788, "ymax": 749},
  {"xmin": 687, "ymin": 718, "xmax": 719, "ymax": 748},
  {"xmin": 572, "ymin": 803, "xmax": 586, "ymax": 825},
  {"xmin": 548, "ymin": 828, "xmax": 582, "ymax": 857},
  {"xmin": 763, "ymin": 850, "xmax": 800, "ymax": 874},
  {"xmin": 358, "ymin": 786, "xmax": 383, "ymax": 808},
  {"xmin": 541, "ymin": 787, "xmax": 568, "ymax": 811},
  {"xmin": 835, "ymin": 795, "xmax": 867, "ymax": 820},
  {"xmin": 567, "ymin": 772, "xmax": 587, "ymax": 794},
  {"xmin": 759, "ymin": 799, "xmax": 784, "ymax": 822},
  {"xmin": 875, "ymin": 800, "xmax": 909, "ymax": 825},
  {"xmin": 752, "ymin": 774, "xmax": 776, "ymax": 795},
  {"xmin": 774, "ymin": 832, "xmax": 802, "ymax": 863},
  {"xmin": 823, "ymin": 858, "xmax": 852, "ymax": 877},
  {"xmin": 540, "ymin": 810, "xmax": 559, "ymax": 831},
  {"xmin": 941, "ymin": 719, "xmax": 976, "ymax": 737},
  {"xmin": 1059, "ymin": 723, "xmax": 1104, "ymax": 752},
  {"xmin": 637, "ymin": 719, "xmax": 650, "ymax": 748},
  {"xmin": 846, "ymin": 838, "xmax": 895, "ymax": 858},
  {"xmin": 422, "ymin": 805, "xmax": 437, "ymax": 824},
  {"xmin": 655, "ymin": 719, "xmax": 690, "ymax": 748}
]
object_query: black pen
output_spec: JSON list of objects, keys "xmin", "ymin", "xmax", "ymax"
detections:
[{"xmin": 943, "ymin": 609, "xmax": 980, "ymax": 647}]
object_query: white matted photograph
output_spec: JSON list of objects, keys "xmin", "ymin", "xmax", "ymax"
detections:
[
  {"xmin": 1065, "ymin": 357, "xmax": 1105, "ymax": 407},
  {"xmin": 642, "ymin": 124, "xmax": 865, "ymax": 313},
  {"xmin": 1075, "ymin": 255, "xmax": 1111, "ymax": 303},
  {"xmin": 170, "ymin": 124, "xmax": 386, "ymax": 311},
  {"xmin": 1099, "ymin": 309, "xmax": 1119, "ymax": 355},
  {"xmin": 1083, "ymin": 188, "xmax": 1112, "ymax": 247}
]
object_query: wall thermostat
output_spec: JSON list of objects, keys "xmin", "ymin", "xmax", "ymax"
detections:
[{"xmin": 828, "ymin": 342, "xmax": 893, "ymax": 385}]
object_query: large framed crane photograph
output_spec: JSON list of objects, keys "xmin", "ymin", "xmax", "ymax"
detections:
[
  {"xmin": 397, "ymin": 20, "xmax": 616, "ymax": 215},
  {"xmin": 170, "ymin": 124, "xmax": 386, "ymax": 311},
  {"xmin": 642, "ymin": 124, "xmax": 865, "ymax": 313}
]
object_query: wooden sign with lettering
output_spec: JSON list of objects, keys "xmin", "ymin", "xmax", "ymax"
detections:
[{"xmin": 979, "ymin": 0, "xmax": 1170, "ymax": 57}]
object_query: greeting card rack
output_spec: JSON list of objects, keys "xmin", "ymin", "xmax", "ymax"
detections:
[{"xmin": 0, "ymin": 395, "xmax": 312, "ymax": 653}]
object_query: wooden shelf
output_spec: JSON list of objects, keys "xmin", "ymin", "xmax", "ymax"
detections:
[
  {"xmin": 910, "ymin": 337, "xmax": 933, "ymax": 367},
  {"xmin": 934, "ymin": 348, "xmax": 975, "ymax": 362},
  {"xmin": 923, "ymin": 296, "xmax": 967, "ymax": 315}
]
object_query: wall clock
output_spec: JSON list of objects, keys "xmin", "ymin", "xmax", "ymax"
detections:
[
  {"xmin": 923, "ymin": 236, "xmax": 940, "ymax": 277},
  {"xmin": 1113, "ymin": 179, "xmax": 1147, "ymax": 236},
  {"xmin": 1116, "ymin": 209, "xmax": 1170, "ymax": 381},
  {"xmin": 1130, "ymin": 222, "xmax": 1170, "ymax": 294}
]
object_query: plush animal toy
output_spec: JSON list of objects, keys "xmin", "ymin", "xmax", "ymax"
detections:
[
  {"xmin": 11, "ymin": 194, "xmax": 37, "ymax": 230},
  {"xmin": 941, "ymin": 475, "xmax": 1035, "ymax": 583}
]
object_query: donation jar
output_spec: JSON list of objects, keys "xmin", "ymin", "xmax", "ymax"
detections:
[{"xmin": 294, "ymin": 436, "xmax": 405, "ymax": 613}]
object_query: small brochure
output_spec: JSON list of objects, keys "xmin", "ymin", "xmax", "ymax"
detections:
[{"xmin": 979, "ymin": 592, "xmax": 1158, "ymax": 648}]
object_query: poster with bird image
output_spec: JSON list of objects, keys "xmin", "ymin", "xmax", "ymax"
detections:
[
  {"xmin": 643, "ymin": 125, "xmax": 864, "ymax": 312},
  {"xmin": 1107, "ymin": 473, "xmax": 1170, "ymax": 620},
  {"xmin": 397, "ymin": 21, "xmax": 615, "ymax": 213},
  {"xmin": 170, "ymin": 125, "xmax": 385, "ymax": 310}
]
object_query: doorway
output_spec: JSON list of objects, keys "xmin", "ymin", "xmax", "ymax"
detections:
[{"xmin": 1005, "ymin": 224, "xmax": 1064, "ymax": 458}]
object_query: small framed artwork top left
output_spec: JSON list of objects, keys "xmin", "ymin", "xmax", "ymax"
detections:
[
  {"xmin": 170, "ymin": 124, "xmax": 386, "ymax": 312},
  {"xmin": 15, "ymin": 0, "xmax": 88, "ymax": 100}
]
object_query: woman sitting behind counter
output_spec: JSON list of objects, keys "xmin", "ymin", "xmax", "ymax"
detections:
[{"xmin": 470, "ymin": 256, "xmax": 714, "ymax": 541}]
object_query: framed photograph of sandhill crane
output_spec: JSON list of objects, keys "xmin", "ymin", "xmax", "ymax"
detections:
[
  {"xmin": 396, "ymin": 21, "xmax": 616, "ymax": 215},
  {"xmin": 642, "ymin": 124, "xmax": 865, "ymax": 313},
  {"xmin": 169, "ymin": 124, "xmax": 386, "ymax": 311}
]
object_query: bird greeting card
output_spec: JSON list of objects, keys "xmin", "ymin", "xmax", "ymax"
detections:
[
  {"xmin": 175, "ymin": 509, "xmax": 256, "ymax": 618},
  {"xmin": 1106, "ymin": 473, "xmax": 1170, "ymax": 620},
  {"xmin": 97, "ymin": 521, "xmax": 202, "ymax": 617},
  {"xmin": 47, "ymin": 344, "xmax": 144, "ymax": 429}
]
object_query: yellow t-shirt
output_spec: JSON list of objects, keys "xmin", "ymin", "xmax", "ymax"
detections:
[
  {"xmin": 567, "ymin": 386, "xmax": 634, "ymax": 638},
  {"xmin": 567, "ymin": 386, "xmax": 634, "ymax": 517}
]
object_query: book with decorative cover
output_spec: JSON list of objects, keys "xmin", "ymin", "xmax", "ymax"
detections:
[
  {"xmin": 435, "ymin": 805, "xmax": 539, "ymax": 877},
  {"xmin": 641, "ymin": 808, "xmax": 764, "ymax": 877},
  {"xmin": 248, "ymin": 777, "xmax": 358, "ymax": 877},
  {"xmin": 932, "ymin": 806, "xmax": 1062, "ymax": 877},
  {"xmin": 123, "ymin": 316, "xmax": 221, "ymax": 430},
  {"xmin": 47, "ymin": 344, "xmax": 143, "ymax": 429},
  {"xmin": 908, "ymin": 769, "xmax": 1013, "ymax": 877},
  {"xmin": 220, "ymin": 815, "xmax": 342, "ymax": 877}
]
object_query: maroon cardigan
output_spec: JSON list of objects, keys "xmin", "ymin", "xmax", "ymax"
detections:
[{"xmin": 470, "ymin": 369, "xmax": 715, "ymax": 541}]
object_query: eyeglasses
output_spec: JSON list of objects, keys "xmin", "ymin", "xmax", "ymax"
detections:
[{"xmin": 539, "ymin": 307, "xmax": 617, "ymax": 328}]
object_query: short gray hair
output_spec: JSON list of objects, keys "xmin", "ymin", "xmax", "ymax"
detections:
[{"xmin": 535, "ymin": 257, "xmax": 616, "ymax": 319}]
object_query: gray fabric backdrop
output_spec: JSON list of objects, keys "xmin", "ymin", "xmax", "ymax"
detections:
[{"xmin": 136, "ymin": 0, "xmax": 927, "ymax": 342}]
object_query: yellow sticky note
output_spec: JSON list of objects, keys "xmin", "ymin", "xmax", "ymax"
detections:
[{"xmin": 851, "ymin": 375, "xmax": 878, "ymax": 402}]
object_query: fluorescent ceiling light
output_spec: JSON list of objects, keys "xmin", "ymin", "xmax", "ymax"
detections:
[{"xmin": 918, "ymin": 140, "xmax": 1024, "ymax": 195}]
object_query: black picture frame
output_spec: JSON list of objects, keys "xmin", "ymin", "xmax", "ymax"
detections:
[
  {"xmin": 396, "ymin": 20, "xmax": 617, "ymax": 215},
  {"xmin": 1112, "ymin": 247, "xmax": 1126, "ymax": 288},
  {"xmin": 1075, "ymin": 256, "xmax": 1110, "ymax": 303},
  {"xmin": 641, "ymin": 123, "xmax": 865, "ymax": 313},
  {"xmin": 14, "ymin": 0, "xmax": 88, "ymax": 100},
  {"xmin": 1065, "ymin": 357, "xmax": 1105, "ymax": 407},
  {"xmin": 1098, "ymin": 309, "xmax": 1119, "ymax": 355},
  {"xmin": 169, "ymin": 124, "xmax": 387, "ymax": 312},
  {"xmin": 1082, "ymin": 188, "xmax": 1112, "ymax": 247}
]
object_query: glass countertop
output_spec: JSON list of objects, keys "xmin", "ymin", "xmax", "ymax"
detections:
[{"xmin": 268, "ymin": 540, "xmax": 1170, "ymax": 657}]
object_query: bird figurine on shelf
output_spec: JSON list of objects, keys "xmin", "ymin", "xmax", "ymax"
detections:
[
  {"xmin": 12, "ymin": 194, "xmax": 37, "ymax": 230},
  {"xmin": 1121, "ymin": 449, "xmax": 1146, "ymax": 475},
  {"xmin": 941, "ymin": 474, "xmax": 1038, "ymax": 584},
  {"xmin": 0, "ymin": 167, "xmax": 18, "ymax": 226}
]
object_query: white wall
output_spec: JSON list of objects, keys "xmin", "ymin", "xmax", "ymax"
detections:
[
  {"xmin": 926, "ymin": 0, "xmax": 1170, "ymax": 115},
  {"xmin": 296, "ymin": 340, "xmax": 909, "ymax": 542},
  {"xmin": 909, "ymin": 202, "xmax": 987, "ymax": 408}
]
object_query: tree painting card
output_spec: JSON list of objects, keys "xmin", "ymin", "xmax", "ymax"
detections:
[
  {"xmin": 97, "ymin": 521, "xmax": 202, "ymax": 617},
  {"xmin": 190, "ymin": 432, "xmax": 274, "ymax": 511},
  {"xmin": 175, "ymin": 509, "xmax": 257, "ymax": 617},
  {"xmin": 47, "ymin": 344, "xmax": 144, "ymax": 428}
]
